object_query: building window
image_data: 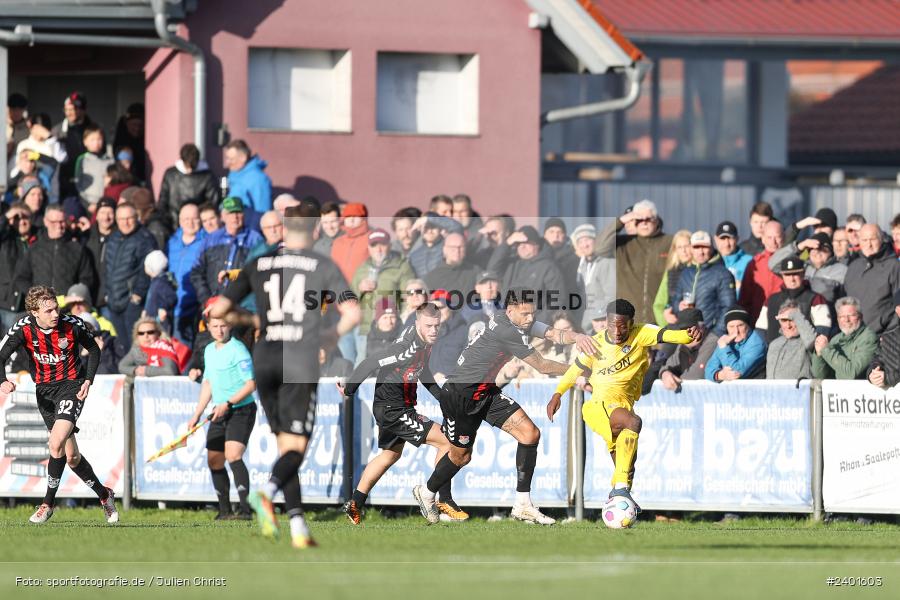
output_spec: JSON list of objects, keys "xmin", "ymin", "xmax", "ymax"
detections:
[
  {"xmin": 248, "ymin": 48, "xmax": 351, "ymax": 132},
  {"xmin": 624, "ymin": 58, "xmax": 748, "ymax": 164},
  {"xmin": 376, "ymin": 52, "xmax": 479, "ymax": 135}
]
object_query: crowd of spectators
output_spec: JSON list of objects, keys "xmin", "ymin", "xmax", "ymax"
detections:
[{"xmin": 5, "ymin": 89, "xmax": 900, "ymax": 391}]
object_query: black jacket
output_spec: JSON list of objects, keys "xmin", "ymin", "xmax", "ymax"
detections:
[
  {"xmin": 0, "ymin": 216, "xmax": 30, "ymax": 311},
  {"xmin": 844, "ymin": 244, "xmax": 900, "ymax": 334},
  {"xmin": 424, "ymin": 261, "xmax": 478, "ymax": 299},
  {"xmin": 84, "ymin": 223, "xmax": 116, "ymax": 309},
  {"xmin": 869, "ymin": 326, "xmax": 900, "ymax": 388},
  {"xmin": 104, "ymin": 226, "xmax": 158, "ymax": 312},
  {"xmin": 158, "ymin": 165, "xmax": 221, "ymax": 225},
  {"xmin": 14, "ymin": 231, "xmax": 97, "ymax": 303},
  {"xmin": 488, "ymin": 243, "xmax": 567, "ymax": 323}
]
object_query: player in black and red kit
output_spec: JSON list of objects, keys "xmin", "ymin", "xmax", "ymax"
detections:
[
  {"xmin": 0, "ymin": 286, "xmax": 118, "ymax": 524},
  {"xmin": 338, "ymin": 302, "xmax": 466, "ymax": 524},
  {"xmin": 412, "ymin": 289, "xmax": 597, "ymax": 525},
  {"xmin": 209, "ymin": 202, "xmax": 360, "ymax": 549}
]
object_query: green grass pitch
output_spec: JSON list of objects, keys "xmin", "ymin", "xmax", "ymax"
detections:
[{"xmin": 0, "ymin": 506, "xmax": 898, "ymax": 599}]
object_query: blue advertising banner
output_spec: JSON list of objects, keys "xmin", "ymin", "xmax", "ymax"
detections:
[
  {"xmin": 353, "ymin": 379, "xmax": 568, "ymax": 507},
  {"xmin": 583, "ymin": 380, "xmax": 813, "ymax": 511},
  {"xmin": 134, "ymin": 377, "xmax": 344, "ymax": 502}
]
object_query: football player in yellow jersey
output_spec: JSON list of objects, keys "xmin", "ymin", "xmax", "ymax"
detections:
[{"xmin": 546, "ymin": 299, "xmax": 701, "ymax": 509}]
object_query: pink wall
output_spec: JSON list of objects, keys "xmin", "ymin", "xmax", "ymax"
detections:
[
  {"xmin": 144, "ymin": 0, "xmax": 542, "ymax": 216},
  {"xmin": 144, "ymin": 46, "xmax": 194, "ymax": 190}
]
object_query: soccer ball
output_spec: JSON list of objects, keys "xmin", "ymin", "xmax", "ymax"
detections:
[{"xmin": 601, "ymin": 496, "xmax": 638, "ymax": 529}]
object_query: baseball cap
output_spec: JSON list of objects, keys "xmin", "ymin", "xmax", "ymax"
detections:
[
  {"xmin": 221, "ymin": 197, "xmax": 244, "ymax": 213},
  {"xmin": 66, "ymin": 92, "xmax": 87, "ymax": 109},
  {"xmin": 368, "ymin": 228, "xmax": 391, "ymax": 246},
  {"xmin": 431, "ymin": 289, "xmax": 451, "ymax": 307},
  {"xmin": 715, "ymin": 221, "xmax": 738, "ymax": 239},
  {"xmin": 476, "ymin": 270, "xmax": 499, "ymax": 284},
  {"xmin": 690, "ymin": 231, "xmax": 712, "ymax": 247},
  {"xmin": 780, "ymin": 255, "xmax": 805, "ymax": 274},
  {"xmin": 591, "ymin": 307, "xmax": 608, "ymax": 321},
  {"xmin": 96, "ymin": 196, "xmax": 117, "ymax": 212},
  {"xmin": 8, "ymin": 93, "xmax": 27, "ymax": 109}
]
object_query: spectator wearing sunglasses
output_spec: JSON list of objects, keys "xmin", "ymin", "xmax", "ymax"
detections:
[
  {"xmin": 400, "ymin": 279, "xmax": 428, "ymax": 327},
  {"xmin": 118, "ymin": 317, "xmax": 179, "ymax": 379}
]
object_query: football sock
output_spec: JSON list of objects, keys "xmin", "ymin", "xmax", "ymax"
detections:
[
  {"xmin": 210, "ymin": 468, "xmax": 231, "ymax": 514},
  {"xmin": 613, "ymin": 429, "xmax": 639, "ymax": 487},
  {"xmin": 228, "ymin": 459, "xmax": 251, "ymax": 512},
  {"xmin": 425, "ymin": 454, "xmax": 461, "ymax": 496},
  {"xmin": 351, "ymin": 489, "xmax": 368, "ymax": 506},
  {"xmin": 282, "ymin": 473, "xmax": 303, "ymax": 517},
  {"xmin": 70, "ymin": 455, "xmax": 108, "ymax": 500},
  {"xmin": 515, "ymin": 491, "xmax": 532, "ymax": 506},
  {"xmin": 289, "ymin": 512, "xmax": 311, "ymax": 540},
  {"xmin": 516, "ymin": 442, "xmax": 538, "ymax": 493},
  {"xmin": 438, "ymin": 480, "xmax": 454, "ymax": 504},
  {"xmin": 43, "ymin": 455, "xmax": 66, "ymax": 507},
  {"xmin": 264, "ymin": 450, "xmax": 304, "ymax": 498}
]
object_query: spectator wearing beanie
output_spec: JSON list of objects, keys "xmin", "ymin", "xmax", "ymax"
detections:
[
  {"xmin": 766, "ymin": 299, "xmax": 817, "ymax": 380},
  {"xmin": 331, "ymin": 202, "xmax": 370, "ymax": 282},
  {"xmin": 143, "ymin": 250, "xmax": 178, "ymax": 337},
  {"xmin": 659, "ymin": 308, "xmax": 719, "ymax": 390},
  {"xmin": 158, "ymin": 143, "xmax": 221, "ymax": 226},
  {"xmin": 757, "ymin": 255, "xmax": 832, "ymax": 343},
  {"xmin": 543, "ymin": 217, "xmax": 579, "ymax": 314},
  {"xmin": 705, "ymin": 306, "xmax": 766, "ymax": 381},
  {"xmin": 812, "ymin": 296, "xmax": 877, "ymax": 380},
  {"xmin": 571, "ymin": 223, "xmax": 615, "ymax": 333},
  {"xmin": 366, "ymin": 297, "xmax": 402, "ymax": 356},
  {"xmin": 769, "ymin": 231, "xmax": 846, "ymax": 304},
  {"xmin": 784, "ymin": 207, "xmax": 838, "ymax": 245},
  {"xmin": 867, "ymin": 289, "xmax": 900, "ymax": 389}
]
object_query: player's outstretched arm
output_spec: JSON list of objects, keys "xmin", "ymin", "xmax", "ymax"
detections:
[
  {"xmin": 522, "ymin": 352, "xmax": 569, "ymax": 377},
  {"xmin": 657, "ymin": 325, "xmax": 700, "ymax": 345},
  {"xmin": 545, "ymin": 327, "xmax": 598, "ymax": 355}
]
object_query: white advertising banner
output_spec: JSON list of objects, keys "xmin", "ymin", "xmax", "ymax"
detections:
[
  {"xmin": 822, "ymin": 380, "xmax": 900, "ymax": 514},
  {"xmin": 0, "ymin": 374, "xmax": 126, "ymax": 498}
]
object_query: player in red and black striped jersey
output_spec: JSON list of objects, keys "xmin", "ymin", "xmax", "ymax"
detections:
[
  {"xmin": 338, "ymin": 303, "xmax": 466, "ymax": 523},
  {"xmin": 412, "ymin": 289, "xmax": 598, "ymax": 525},
  {"xmin": 0, "ymin": 286, "xmax": 118, "ymax": 525}
]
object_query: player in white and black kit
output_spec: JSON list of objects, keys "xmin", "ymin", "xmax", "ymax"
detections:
[
  {"xmin": 338, "ymin": 302, "xmax": 466, "ymax": 524},
  {"xmin": 0, "ymin": 286, "xmax": 118, "ymax": 524},
  {"xmin": 412, "ymin": 289, "xmax": 597, "ymax": 525},
  {"xmin": 209, "ymin": 202, "xmax": 360, "ymax": 549}
]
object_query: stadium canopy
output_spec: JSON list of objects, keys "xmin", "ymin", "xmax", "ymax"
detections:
[{"xmin": 0, "ymin": 0, "xmax": 194, "ymax": 30}]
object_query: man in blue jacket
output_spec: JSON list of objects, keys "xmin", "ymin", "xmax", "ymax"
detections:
[
  {"xmin": 714, "ymin": 221, "xmax": 752, "ymax": 298},
  {"xmin": 706, "ymin": 306, "xmax": 767, "ymax": 381},
  {"xmin": 671, "ymin": 231, "xmax": 737, "ymax": 335},
  {"xmin": 224, "ymin": 139, "xmax": 271, "ymax": 219},
  {"xmin": 189, "ymin": 198, "xmax": 263, "ymax": 307},
  {"xmin": 104, "ymin": 201, "xmax": 157, "ymax": 348},
  {"xmin": 166, "ymin": 203, "xmax": 207, "ymax": 343}
]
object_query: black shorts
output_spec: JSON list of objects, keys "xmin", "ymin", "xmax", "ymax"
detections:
[
  {"xmin": 36, "ymin": 380, "xmax": 85, "ymax": 433},
  {"xmin": 253, "ymin": 343, "xmax": 319, "ymax": 436},
  {"xmin": 373, "ymin": 401, "xmax": 435, "ymax": 450},
  {"xmin": 438, "ymin": 384, "xmax": 521, "ymax": 448},
  {"xmin": 206, "ymin": 402, "xmax": 257, "ymax": 451}
]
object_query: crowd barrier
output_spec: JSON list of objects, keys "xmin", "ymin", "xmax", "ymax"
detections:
[
  {"xmin": 2, "ymin": 375, "xmax": 899, "ymax": 517},
  {"xmin": 0, "ymin": 375, "xmax": 126, "ymax": 498}
]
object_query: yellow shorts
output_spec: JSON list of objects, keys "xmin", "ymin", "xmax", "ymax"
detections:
[{"xmin": 582, "ymin": 395, "xmax": 635, "ymax": 453}]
